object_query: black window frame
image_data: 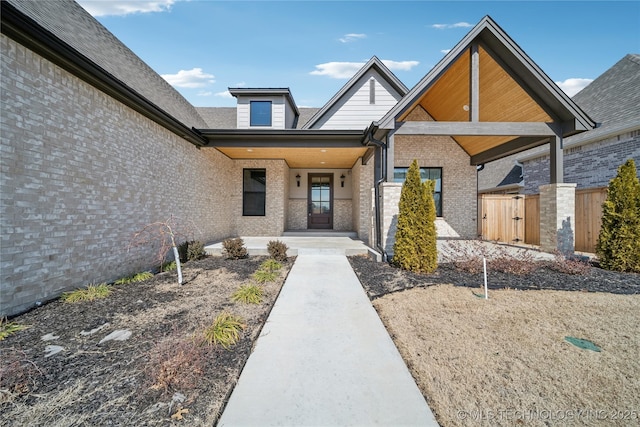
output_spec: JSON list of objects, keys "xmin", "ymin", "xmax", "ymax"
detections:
[
  {"xmin": 243, "ymin": 168, "xmax": 266, "ymax": 216},
  {"xmin": 250, "ymin": 101, "xmax": 272, "ymax": 127},
  {"xmin": 393, "ymin": 167, "xmax": 443, "ymax": 217}
]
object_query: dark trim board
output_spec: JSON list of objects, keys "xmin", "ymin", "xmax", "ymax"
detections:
[{"xmin": 1, "ymin": 1, "xmax": 207, "ymax": 147}]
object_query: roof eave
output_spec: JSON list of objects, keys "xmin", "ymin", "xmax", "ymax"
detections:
[{"xmin": 1, "ymin": 1, "xmax": 207, "ymax": 147}]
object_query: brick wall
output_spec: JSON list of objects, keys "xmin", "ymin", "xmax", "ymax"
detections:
[
  {"xmin": 523, "ymin": 131, "xmax": 640, "ymax": 194},
  {"xmin": 351, "ymin": 158, "xmax": 373, "ymax": 244},
  {"xmin": 394, "ymin": 134, "xmax": 477, "ymax": 238},
  {"xmin": 1, "ymin": 35, "xmax": 235, "ymax": 316},
  {"xmin": 232, "ymin": 160, "xmax": 288, "ymax": 236}
]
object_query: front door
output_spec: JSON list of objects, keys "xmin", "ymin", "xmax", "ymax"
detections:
[{"xmin": 308, "ymin": 174, "xmax": 333, "ymax": 229}]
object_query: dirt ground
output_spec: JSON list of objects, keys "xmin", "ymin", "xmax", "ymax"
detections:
[
  {"xmin": 1, "ymin": 256, "xmax": 291, "ymax": 426},
  {"xmin": 3, "ymin": 252, "xmax": 639, "ymax": 426},
  {"xmin": 350, "ymin": 256, "xmax": 640, "ymax": 427}
]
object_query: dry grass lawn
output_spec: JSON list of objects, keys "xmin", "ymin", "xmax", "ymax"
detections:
[{"xmin": 375, "ymin": 285, "xmax": 640, "ymax": 426}]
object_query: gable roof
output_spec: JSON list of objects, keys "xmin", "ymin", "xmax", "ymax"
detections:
[
  {"xmin": 567, "ymin": 54, "xmax": 640, "ymax": 146},
  {"xmin": 380, "ymin": 16, "xmax": 594, "ymax": 133},
  {"xmin": 302, "ymin": 56, "xmax": 409, "ymax": 129},
  {"xmin": 2, "ymin": 0, "xmax": 208, "ymax": 146},
  {"xmin": 377, "ymin": 16, "xmax": 596, "ymax": 164}
]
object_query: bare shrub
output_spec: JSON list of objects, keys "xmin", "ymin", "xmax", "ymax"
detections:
[
  {"xmin": 267, "ymin": 240, "xmax": 288, "ymax": 262},
  {"xmin": 548, "ymin": 252, "xmax": 592, "ymax": 275},
  {"xmin": 144, "ymin": 336, "xmax": 206, "ymax": 395},
  {"xmin": 442, "ymin": 239, "xmax": 542, "ymax": 275},
  {"xmin": 0, "ymin": 347, "xmax": 43, "ymax": 395},
  {"xmin": 222, "ymin": 238, "xmax": 248, "ymax": 260}
]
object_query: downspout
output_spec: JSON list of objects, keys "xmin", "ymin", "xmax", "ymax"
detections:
[{"xmin": 364, "ymin": 123, "xmax": 389, "ymax": 262}]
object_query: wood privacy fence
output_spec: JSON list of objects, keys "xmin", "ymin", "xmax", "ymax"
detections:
[{"xmin": 478, "ymin": 187, "xmax": 608, "ymax": 253}]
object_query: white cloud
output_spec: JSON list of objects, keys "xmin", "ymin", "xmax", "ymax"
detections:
[
  {"xmin": 215, "ymin": 91, "xmax": 233, "ymax": 98},
  {"xmin": 77, "ymin": 0, "xmax": 176, "ymax": 17},
  {"xmin": 381, "ymin": 60, "xmax": 419, "ymax": 71},
  {"xmin": 339, "ymin": 33, "xmax": 367, "ymax": 43},
  {"xmin": 555, "ymin": 78, "xmax": 593, "ymax": 97},
  {"xmin": 310, "ymin": 59, "xmax": 419, "ymax": 79},
  {"xmin": 431, "ymin": 22, "xmax": 473, "ymax": 30},
  {"xmin": 161, "ymin": 68, "xmax": 215, "ymax": 88},
  {"xmin": 197, "ymin": 91, "xmax": 212, "ymax": 97},
  {"xmin": 441, "ymin": 49, "xmax": 452, "ymax": 54}
]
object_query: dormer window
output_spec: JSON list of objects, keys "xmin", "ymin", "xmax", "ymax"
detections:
[{"xmin": 250, "ymin": 101, "xmax": 272, "ymax": 126}]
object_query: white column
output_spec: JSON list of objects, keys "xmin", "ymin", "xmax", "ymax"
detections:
[{"xmin": 539, "ymin": 183, "xmax": 576, "ymax": 255}]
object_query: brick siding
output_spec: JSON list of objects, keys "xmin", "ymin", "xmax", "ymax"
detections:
[
  {"xmin": 523, "ymin": 131, "xmax": 640, "ymax": 194},
  {"xmin": 1, "ymin": 36, "xmax": 236, "ymax": 316}
]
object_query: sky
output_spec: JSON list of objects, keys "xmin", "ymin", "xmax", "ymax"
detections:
[{"xmin": 76, "ymin": 0, "xmax": 640, "ymax": 108}]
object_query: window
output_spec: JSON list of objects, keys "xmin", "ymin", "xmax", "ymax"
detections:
[
  {"xmin": 394, "ymin": 167, "xmax": 443, "ymax": 217},
  {"xmin": 250, "ymin": 101, "xmax": 272, "ymax": 126},
  {"xmin": 243, "ymin": 169, "xmax": 266, "ymax": 216}
]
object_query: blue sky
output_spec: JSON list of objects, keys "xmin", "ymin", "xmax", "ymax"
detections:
[{"xmin": 77, "ymin": 1, "xmax": 640, "ymax": 108}]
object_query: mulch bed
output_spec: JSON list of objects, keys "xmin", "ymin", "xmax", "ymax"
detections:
[
  {"xmin": 1, "ymin": 256, "xmax": 292, "ymax": 426},
  {"xmin": 348, "ymin": 256, "xmax": 640, "ymax": 299}
]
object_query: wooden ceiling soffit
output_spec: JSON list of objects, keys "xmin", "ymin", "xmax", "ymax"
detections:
[
  {"xmin": 214, "ymin": 147, "xmax": 368, "ymax": 169},
  {"xmin": 400, "ymin": 44, "xmax": 554, "ymax": 125}
]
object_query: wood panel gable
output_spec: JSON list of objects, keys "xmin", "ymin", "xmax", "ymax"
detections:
[{"xmin": 377, "ymin": 16, "xmax": 596, "ymax": 165}]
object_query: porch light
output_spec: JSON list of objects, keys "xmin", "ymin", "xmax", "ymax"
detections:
[
  {"xmin": 340, "ymin": 174, "xmax": 345, "ymax": 187},
  {"xmin": 296, "ymin": 173, "xmax": 301, "ymax": 187}
]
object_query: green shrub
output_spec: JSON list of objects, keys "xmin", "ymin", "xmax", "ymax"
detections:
[
  {"xmin": 267, "ymin": 240, "xmax": 289, "ymax": 262},
  {"xmin": 177, "ymin": 240, "xmax": 206, "ymax": 263},
  {"xmin": 62, "ymin": 283, "xmax": 111, "ymax": 303},
  {"xmin": 114, "ymin": 271, "xmax": 153, "ymax": 285},
  {"xmin": 187, "ymin": 240, "xmax": 205, "ymax": 261},
  {"xmin": 0, "ymin": 318, "xmax": 30, "ymax": 341},
  {"xmin": 222, "ymin": 238, "xmax": 248, "ymax": 260},
  {"xmin": 231, "ymin": 284, "xmax": 263, "ymax": 304},
  {"xmin": 202, "ymin": 312, "xmax": 245, "ymax": 349},
  {"xmin": 260, "ymin": 259, "xmax": 282, "ymax": 272},
  {"xmin": 596, "ymin": 159, "xmax": 640, "ymax": 272},
  {"xmin": 252, "ymin": 269, "xmax": 278, "ymax": 283},
  {"xmin": 392, "ymin": 159, "xmax": 437, "ymax": 273},
  {"xmin": 161, "ymin": 261, "xmax": 177, "ymax": 272}
]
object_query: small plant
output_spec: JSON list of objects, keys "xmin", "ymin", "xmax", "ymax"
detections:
[
  {"xmin": 0, "ymin": 347, "xmax": 43, "ymax": 394},
  {"xmin": 267, "ymin": 240, "xmax": 288, "ymax": 262},
  {"xmin": 114, "ymin": 271, "xmax": 153, "ymax": 285},
  {"xmin": 260, "ymin": 258, "xmax": 282, "ymax": 272},
  {"xmin": 548, "ymin": 252, "xmax": 591, "ymax": 275},
  {"xmin": 161, "ymin": 260, "xmax": 177, "ymax": 272},
  {"xmin": 187, "ymin": 240, "xmax": 205, "ymax": 261},
  {"xmin": 177, "ymin": 240, "xmax": 205, "ymax": 262},
  {"xmin": 252, "ymin": 269, "xmax": 278, "ymax": 283},
  {"xmin": 231, "ymin": 284, "xmax": 263, "ymax": 304},
  {"xmin": 61, "ymin": 283, "xmax": 111, "ymax": 303},
  {"xmin": 202, "ymin": 312, "xmax": 245, "ymax": 349},
  {"xmin": 0, "ymin": 318, "xmax": 30, "ymax": 341},
  {"xmin": 223, "ymin": 237, "xmax": 248, "ymax": 260},
  {"xmin": 145, "ymin": 335, "xmax": 206, "ymax": 394}
]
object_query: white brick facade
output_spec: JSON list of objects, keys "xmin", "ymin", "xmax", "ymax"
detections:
[{"xmin": 1, "ymin": 36, "xmax": 234, "ymax": 315}]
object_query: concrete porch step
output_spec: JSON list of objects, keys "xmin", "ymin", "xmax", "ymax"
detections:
[
  {"xmin": 282, "ymin": 230, "xmax": 358, "ymax": 238},
  {"xmin": 205, "ymin": 235, "xmax": 375, "ymax": 258}
]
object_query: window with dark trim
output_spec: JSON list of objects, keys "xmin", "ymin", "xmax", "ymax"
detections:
[
  {"xmin": 250, "ymin": 101, "xmax": 272, "ymax": 126},
  {"xmin": 394, "ymin": 167, "xmax": 443, "ymax": 217},
  {"xmin": 243, "ymin": 169, "xmax": 266, "ymax": 216}
]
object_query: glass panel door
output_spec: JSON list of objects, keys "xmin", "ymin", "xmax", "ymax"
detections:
[{"xmin": 308, "ymin": 174, "xmax": 333, "ymax": 229}]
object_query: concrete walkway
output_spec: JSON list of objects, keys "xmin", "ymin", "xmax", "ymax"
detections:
[{"xmin": 217, "ymin": 253, "xmax": 438, "ymax": 426}]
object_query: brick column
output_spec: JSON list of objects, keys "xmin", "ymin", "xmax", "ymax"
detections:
[
  {"xmin": 539, "ymin": 183, "xmax": 576, "ymax": 255},
  {"xmin": 380, "ymin": 182, "xmax": 403, "ymax": 256}
]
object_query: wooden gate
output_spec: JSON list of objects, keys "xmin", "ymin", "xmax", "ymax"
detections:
[{"xmin": 480, "ymin": 194, "xmax": 525, "ymax": 243}]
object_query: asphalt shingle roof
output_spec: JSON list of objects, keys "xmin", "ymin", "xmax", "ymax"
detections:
[
  {"xmin": 7, "ymin": 0, "xmax": 207, "ymax": 129},
  {"xmin": 195, "ymin": 107, "xmax": 321, "ymax": 129},
  {"xmin": 569, "ymin": 54, "xmax": 640, "ymax": 145}
]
